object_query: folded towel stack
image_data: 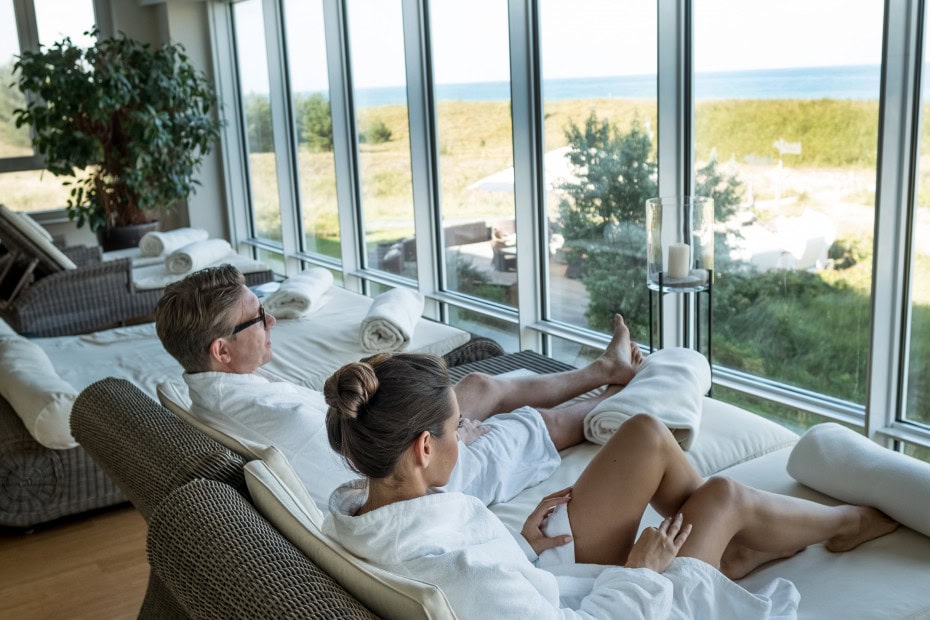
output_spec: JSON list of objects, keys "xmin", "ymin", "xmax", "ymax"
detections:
[
  {"xmin": 264, "ymin": 268, "xmax": 335, "ymax": 319},
  {"xmin": 139, "ymin": 227, "xmax": 209, "ymax": 257},
  {"xmin": 583, "ymin": 347, "xmax": 710, "ymax": 450},
  {"xmin": 359, "ymin": 288, "xmax": 425, "ymax": 353},
  {"xmin": 166, "ymin": 239, "xmax": 232, "ymax": 274}
]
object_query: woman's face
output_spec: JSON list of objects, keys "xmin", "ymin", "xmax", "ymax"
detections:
[{"xmin": 429, "ymin": 388, "xmax": 461, "ymax": 487}]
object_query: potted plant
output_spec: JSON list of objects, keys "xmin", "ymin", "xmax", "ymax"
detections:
[{"xmin": 12, "ymin": 29, "xmax": 221, "ymax": 249}]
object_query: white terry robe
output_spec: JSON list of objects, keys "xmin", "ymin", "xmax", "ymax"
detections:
[
  {"xmin": 325, "ymin": 481, "xmax": 800, "ymax": 620},
  {"xmin": 184, "ymin": 369, "xmax": 560, "ymax": 507}
]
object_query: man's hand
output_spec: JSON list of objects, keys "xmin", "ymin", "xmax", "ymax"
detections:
[
  {"xmin": 624, "ymin": 513, "xmax": 692, "ymax": 573},
  {"xmin": 521, "ymin": 487, "xmax": 574, "ymax": 555},
  {"xmin": 457, "ymin": 417, "xmax": 490, "ymax": 445}
]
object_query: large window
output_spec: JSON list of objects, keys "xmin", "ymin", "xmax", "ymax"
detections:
[
  {"xmin": 346, "ymin": 0, "xmax": 417, "ymax": 277},
  {"xmin": 0, "ymin": 0, "xmax": 96, "ymax": 214},
  {"xmin": 539, "ymin": 0, "xmax": 658, "ymax": 345},
  {"xmin": 431, "ymin": 0, "xmax": 517, "ymax": 310},
  {"xmin": 283, "ymin": 0, "xmax": 340, "ymax": 259},
  {"xmin": 215, "ymin": 1, "xmax": 930, "ymax": 456},
  {"xmin": 694, "ymin": 0, "xmax": 883, "ymax": 417},
  {"xmin": 233, "ymin": 0, "xmax": 283, "ymax": 242}
]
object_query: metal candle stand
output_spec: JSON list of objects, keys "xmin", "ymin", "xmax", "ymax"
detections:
[{"xmin": 647, "ymin": 268, "xmax": 713, "ymax": 395}]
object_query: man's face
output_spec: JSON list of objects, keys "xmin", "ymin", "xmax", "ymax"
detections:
[{"xmin": 224, "ymin": 286, "xmax": 276, "ymax": 373}]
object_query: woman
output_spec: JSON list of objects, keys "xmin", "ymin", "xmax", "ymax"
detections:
[{"xmin": 322, "ymin": 353, "xmax": 897, "ymax": 619}]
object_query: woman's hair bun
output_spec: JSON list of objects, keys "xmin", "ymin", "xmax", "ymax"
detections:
[{"xmin": 323, "ymin": 361, "xmax": 380, "ymax": 420}]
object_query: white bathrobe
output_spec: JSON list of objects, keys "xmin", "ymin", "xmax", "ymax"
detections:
[
  {"xmin": 184, "ymin": 369, "xmax": 561, "ymax": 507},
  {"xmin": 325, "ymin": 481, "xmax": 800, "ymax": 619}
]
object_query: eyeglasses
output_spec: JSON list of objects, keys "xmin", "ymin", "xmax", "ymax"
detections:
[{"xmin": 231, "ymin": 305, "xmax": 266, "ymax": 335}]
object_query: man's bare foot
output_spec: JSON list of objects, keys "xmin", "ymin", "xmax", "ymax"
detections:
[
  {"xmin": 597, "ymin": 314, "xmax": 636, "ymax": 385},
  {"xmin": 720, "ymin": 544, "xmax": 803, "ymax": 580},
  {"xmin": 826, "ymin": 507, "xmax": 898, "ymax": 552}
]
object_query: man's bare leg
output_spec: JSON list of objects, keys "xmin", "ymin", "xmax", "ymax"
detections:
[{"xmin": 455, "ymin": 314, "xmax": 638, "ymax": 423}]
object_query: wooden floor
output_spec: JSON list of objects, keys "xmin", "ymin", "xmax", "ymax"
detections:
[{"xmin": 0, "ymin": 505, "xmax": 148, "ymax": 619}]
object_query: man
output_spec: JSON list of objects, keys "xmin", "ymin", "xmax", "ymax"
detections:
[{"xmin": 155, "ymin": 264, "xmax": 640, "ymax": 508}]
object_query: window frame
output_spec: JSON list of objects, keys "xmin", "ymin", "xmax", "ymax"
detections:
[{"xmin": 208, "ymin": 0, "xmax": 930, "ymax": 453}]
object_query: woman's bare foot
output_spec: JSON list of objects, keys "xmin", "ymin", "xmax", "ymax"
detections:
[
  {"xmin": 720, "ymin": 544, "xmax": 804, "ymax": 580},
  {"xmin": 826, "ymin": 507, "xmax": 898, "ymax": 552},
  {"xmin": 630, "ymin": 342, "xmax": 644, "ymax": 371},
  {"xmin": 596, "ymin": 314, "xmax": 636, "ymax": 386}
]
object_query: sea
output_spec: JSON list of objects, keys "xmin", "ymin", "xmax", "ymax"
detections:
[{"xmin": 346, "ymin": 65, "xmax": 883, "ymax": 107}]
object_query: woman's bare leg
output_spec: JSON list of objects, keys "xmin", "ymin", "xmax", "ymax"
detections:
[
  {"xmin": 676, "ymin": 477, "xmax": 899, "ymax": 574},
  {"xmin": 567, "ymin": 414, "xmax": 705, "ymax": 565},
  {"xmin": 455, "ymin": 314, "xmax": 639, "ymax": 422}
]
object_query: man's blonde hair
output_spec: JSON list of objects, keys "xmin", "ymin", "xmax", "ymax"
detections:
[{"xmin": 155, "ymin": 264, "xmax": 245, "ymax": 372}]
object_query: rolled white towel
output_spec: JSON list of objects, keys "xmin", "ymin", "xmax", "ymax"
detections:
[
  {"xmin": 359, "ymin": 288, "xmax": 425, "ymax": 353},
  {"xmin": 583, "ymin": 348, "xmax": 710, "ymax": 450},
  {"xmin": 165, "ymin": 239, "xmax": 232, "ymax": 274},
  {"xmin": 788, "ymin": 422, "xmax": 930, "ymax": 537},
  {"xmin": 139, "ymin": 227, "xmax": 209, "ymax": 257},
  {"xmin": 264, "ymin": 268, "xmax": 334, "ymax": 319}
]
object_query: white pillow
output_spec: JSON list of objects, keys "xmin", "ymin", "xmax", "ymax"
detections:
[
  {"xmin": 787, "ymin": 423, "xmax": 930, "ymax": 538},
  {"xmin": 245, "ymin": 450, "xmax": 455, "ymax": 620},
  {"xmin": 690, "ymin": 397, "xmax": 798, "ymax": 475},
  {"xmin": 156, "ymin": 380, "xmax": 262, "ymax": 460},
  {"xmin": 0, "ymin": 335, "xmax": 78, "ymax": 449}
]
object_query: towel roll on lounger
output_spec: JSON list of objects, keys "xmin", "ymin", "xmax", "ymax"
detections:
[
  {"xmin": 264, "ymin": 268, "xmax": 335, "ymax": 319},
  {"xmin": 139, "ymin": 227, "xmax": 209, "ymax": 257},
  {"xmin": 359, "ymin": 288, "xmax": 425, "ymax": 353},
  {"xmin": 165, "ymin": 239, "xmax": 232, "ymax": 274}
]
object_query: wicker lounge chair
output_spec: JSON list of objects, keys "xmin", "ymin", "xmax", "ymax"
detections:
[{"xmin": 0, "ymin": 205, "xmax": 272, "ymax": 336}]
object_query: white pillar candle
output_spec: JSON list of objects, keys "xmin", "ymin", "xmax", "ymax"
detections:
[{"xmin": 667, "ymin": 243, "xmax": 690, "ymax": 279}]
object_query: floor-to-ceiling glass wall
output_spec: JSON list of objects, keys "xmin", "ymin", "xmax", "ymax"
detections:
[
  {"xmin": 538, "ymin": 0, "xmax": 658, "ymax": 365},
  {"xmin": 694, "ymin": 0, "xmax": 883, "ymax": 430}
]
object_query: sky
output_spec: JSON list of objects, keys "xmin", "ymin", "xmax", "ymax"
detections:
[
  {"xmin": 4, "ymin": 0, "xmax": 886, "ymax": 92},
  {"xmin": 237, "ymin": 0, "xmax": 886, "ymax": 94}
]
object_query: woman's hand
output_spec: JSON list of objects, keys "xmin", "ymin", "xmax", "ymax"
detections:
[
  {"xmin": 457, "ymin": 418, "xmax": 490, "ymax": 445},
  {"xmin": 624, "ymin": 513, "xmax": 692, "ymax": 573},
  {"xmin": 521, "ymin": 487, "xmax": 574, "ymax": 555}
]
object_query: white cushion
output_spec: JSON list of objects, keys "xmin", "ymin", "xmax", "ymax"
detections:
[
  {"xmin": 0, "ymin": 335, "xmax": 78, "ymax": 449},
  {"xmin": 689, "ymin": 397, "xmax": 798, "ymax": 475},
  {"xmin": 17, "ymin": 211, "xmax": 53, "ymax": 242},
  {"xmin": 788, "ymin": 422, "xmax": 930, "ymax": 538},
  {"xmin": 244, "ymin": 450, "xmax": 455, "ymax": 620},
  {"xmin": 0, "ymin": 203, "xmax": 76, "ymax": 271},
  {"xmin": 156, "ymin": 380, "xmax": 262, "ymax": 459}
]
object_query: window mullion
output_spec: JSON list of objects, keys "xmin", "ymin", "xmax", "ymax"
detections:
[
  {"xmin": 868, "ymin": 0, "xmax": 920, "ymax": 443},
  {"xmin": 208, "ymin": 2, "xmax": 252, "ymax": 252},
  {"xmin": 508, "ymin": 0, "xmax": 545, "ymax": 353},
  {"xmin": 656, "ymin": 0, "xmax": 689, "ymax": 349}
]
